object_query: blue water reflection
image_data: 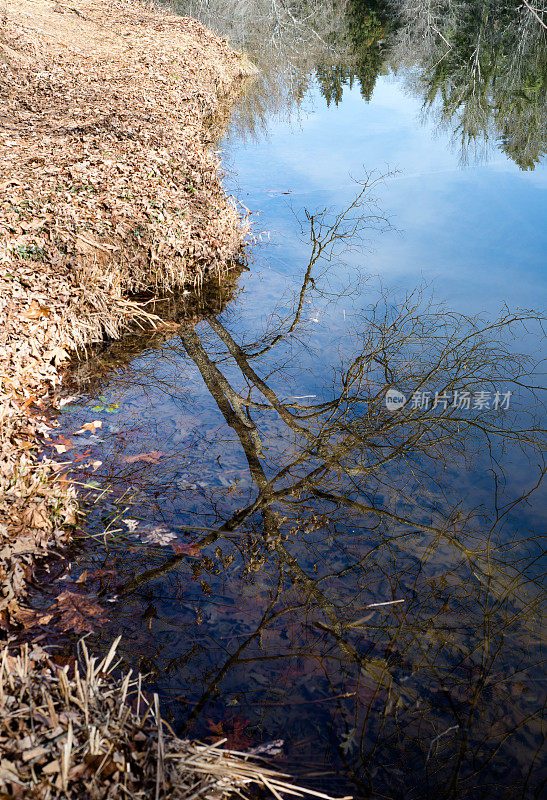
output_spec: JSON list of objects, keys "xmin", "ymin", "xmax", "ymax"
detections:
[
  {"xmin": 50, "ymin": 23, "xmax": 546, "ymax": 800},
  {"xmin": 221, "ymin": 78, "xmax": 546, "ymax": 316}
]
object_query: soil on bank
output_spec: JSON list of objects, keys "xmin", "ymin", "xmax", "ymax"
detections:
[{"xmin": 0, "ymin": 0, "xmax": 253, "ymax": 628}]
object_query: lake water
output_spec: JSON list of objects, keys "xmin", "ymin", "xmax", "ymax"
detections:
[{"xmin": 50, "ymin": 4, "xmax": 546, "ymax": 798}]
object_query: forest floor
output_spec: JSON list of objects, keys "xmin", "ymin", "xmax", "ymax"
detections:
[
  {"xmin": 0, "ymin": 4, "xmax": 277, "ymax": 797},
  {"xmin": 0, "ymin": 0, "xmax": 252, "ymax": 629}
]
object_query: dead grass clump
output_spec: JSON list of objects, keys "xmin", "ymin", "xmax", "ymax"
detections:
[
  {"xmin": 0, "ymin": 0, "xmax": 254, "ymax": 625},
  {"xmin": 0, "ymin": 638, "xmax": 348, "ymax": 800}
]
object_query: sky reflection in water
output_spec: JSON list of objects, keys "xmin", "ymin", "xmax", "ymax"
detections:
[{"xmin": 53, "ymin": 32, "xmax": 547, "ymax": 800}]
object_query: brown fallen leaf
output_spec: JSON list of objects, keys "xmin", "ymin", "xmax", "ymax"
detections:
[
  {"xmin": 83, "ymin": 753, "xmax": 118, "ymax": 778},
  {"xmin": 51, "ymin": 434, "xmax": 74, "ymax": 454},
  {"xmin": 44, "ymin": 346, "xmax": 70, "ymax": 365},
  {"xmin": 172, "ymin": 542, "xmax": 202, "ymax": 558},
  {"xmin": 75, "ymin": 420, "xmax": 102, "ymax": 434},
  {"xmin": 122, "ymin": 451, "xmax": 163, "ymax": 464},
  {"xmin": 72, "ymin": 449, "xmax": 92, "ymax": 462},
  {"xmin": 206, "ymin": 716, "xmax": 252, "ymax": 750},
  {"xmin": 22, "ymin": 301, "xmax": 51, "ymax": 319},
  {"xmin": 86, "ymin": 568, "xmax": 118, "ymax": 579},
  {"xmin": 54, "ymin": 591, "xmax": 108, "ymax": 634},
  {"xmin": 13, "ymin": 606, "xmax": 43, "ymax": 628},
  {"xmin": 20, "ymin": 220, "xmax": 46, "ymax": 233}
]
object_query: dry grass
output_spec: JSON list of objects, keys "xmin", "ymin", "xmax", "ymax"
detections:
[
  {"xmin": 0, "ymin": 637, "xmax": 350, "ymax": 799},
  {"xmin": 0, "ymin": 0, "xmax": 253, "ymax": 626}
]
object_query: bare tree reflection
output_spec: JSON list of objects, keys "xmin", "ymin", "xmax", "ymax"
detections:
[
  {"xmin": 166, "ymin": 0, "xmax": 352, "ymax": 139},
  {"xmin": 58, "ymin": 180, "xmax": 546, "ymax": 799}
]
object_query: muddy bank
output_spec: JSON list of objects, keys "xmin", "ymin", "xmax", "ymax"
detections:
[{"xmin": 0, "ymin": 0, "xmax": 253, "ymax": 627}]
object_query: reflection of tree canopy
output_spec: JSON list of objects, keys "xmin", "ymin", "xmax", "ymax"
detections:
[
  {"xmin": 61, "ymin": 179, "xmax": 546, "ymax": 799},
  {"xmin": 170, "ymin": 0, "xmax": 546, "ymax": 168},
  {"xmin": 388, "ymin": 0, "xmax": 547, "ymax": 169},
  {"xmin": 317, "ymin": 0, "xmax": 393, "ymax": 104},
  {"xmin": 319, "ymin": 0, "xmax": 546, "ymax": 169}
]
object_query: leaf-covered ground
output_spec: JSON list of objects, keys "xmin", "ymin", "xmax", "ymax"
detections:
[{"xmin": 0, "ymin": 0, "xmax": 252, "ymax": 628}]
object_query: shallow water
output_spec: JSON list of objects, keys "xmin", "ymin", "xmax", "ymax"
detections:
[{"xmin": 51, "ymin": 5, "xmax": 546, "ymax": 798}]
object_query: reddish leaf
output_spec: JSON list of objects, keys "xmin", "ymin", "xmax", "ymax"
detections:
[
  {"xmin": 206, "ymin": 716, "xmax": 252, "ymax": 750},
  {"xmin": 54, "ymin": 591, "xmax": 108, "ymax": 633},
  {"xmin": 172, "ymin": 542, "xmax": 202, "ymax": 558},
  {"xmin": 51, "ymin": 434, "xmax": 74, "ymax": 453},
  {"xmin": 86, "ymin": 567, "xmax": 118, "ymax": 579},
  {"xmin": 72, "ymin": 449, "xmax": 92, "ymax": 462}
]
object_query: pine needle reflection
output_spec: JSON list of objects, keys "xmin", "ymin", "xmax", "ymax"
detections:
[
  {"xmin": 60, "ymin": 185, "xmax": 545, "ymax": 799},
  {"xmin": 173, "ymin": 1, "xmax": 546, "ymax": 169}
]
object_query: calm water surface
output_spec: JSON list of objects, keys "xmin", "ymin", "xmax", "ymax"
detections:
[{"xmin": 51, "ymin": 4, "xmax": 546, "ymax": 798}]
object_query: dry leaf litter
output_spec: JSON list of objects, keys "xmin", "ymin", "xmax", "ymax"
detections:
[
  {"xmin": 0, "ymin": 0, "xmax": 253, "ymax": 628},
  {"xmin": 0, "ymin": 637, "xmax": 350, "ymax": 799}
]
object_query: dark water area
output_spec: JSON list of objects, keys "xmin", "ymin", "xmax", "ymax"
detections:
[{"xmin": 46, "ymin": 3, "xmax": 546, "ymax": 799}]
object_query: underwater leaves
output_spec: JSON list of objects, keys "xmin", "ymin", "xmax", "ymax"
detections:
[
  {"xmin": 75, "ymin": 420, "xmax": 102, "ymax": 434},
  {"xmin": 206, "ymin": 716, "xmax": 252, "ymax": 750},
  {"xmin": 53, "ymin": 591, "xmax": 108, "ymax": 633},
  {"xmin": 122, "ymin": 451, "xmax": 164, "ymax": 464},
  {"xmin": 92, "ymin": 396, "xmax": 120, "ymax": 413},
  {"xmin": 14, "ymin": 591, "xmax": 107, "ymax": 634},
  {"xmin": 140, "ymin": 526, "xmax": 177, "ymax": 545},
  {"xmin": 0, "ymin": 0, "xmax": 249, "ymax": 634},
  {"xmin": 51, "ymin": 434, "xmax": 74, "ymax": 454},
  {"xmin": 172, "ymin": 541, "xmax": 202, "ymax": 558}
]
